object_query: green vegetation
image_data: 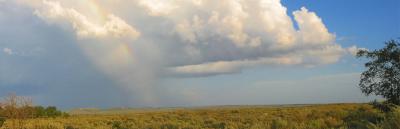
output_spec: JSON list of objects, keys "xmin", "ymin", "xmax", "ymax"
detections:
[
  {"xmin": 0, "ymin": 94, "xmax": 66, "ymax": 119},
  {"xmin": 357, "ymin": 39, "xmax": 400, "ymax": 106},
  {"xmin": 31, "ymin": 106, "xmax": 66, "ymax": 118},
  {"xmin": 0, "ymin": 103, "xmax": 398, "ymax": 129}
]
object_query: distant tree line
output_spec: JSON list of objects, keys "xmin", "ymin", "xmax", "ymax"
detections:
[{"xmin": 30, "ymin": 106, "xmax": 66, "ymax": 118}]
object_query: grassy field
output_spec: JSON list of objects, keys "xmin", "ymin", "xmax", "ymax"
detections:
[{"xmin": 0, "ymin": 103, "xmax": 399, "ymax": 129}]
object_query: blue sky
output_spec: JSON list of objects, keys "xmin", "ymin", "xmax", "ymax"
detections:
[
  {"xmin": 283, "ymin": 0, "xmax": 400, "ymax": 49},
  {"xmin": 0, "ymin": 0, "xmax": 398, "ymax": 109}
]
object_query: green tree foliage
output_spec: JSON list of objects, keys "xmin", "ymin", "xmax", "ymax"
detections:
[
  {"xmin": 44, "ymin": 106, "xmax": 62, "ymax": 117},
  {"xmin": 357, "ymin": 39, "xmax": 400, "ymax": 105},
  {"xmin": 31, "ymin": 106, "xmax": 64, "ymax": 118},
  {"xmin": 33, "ymin": 106, "xmax": 45, "ymax": 117}
]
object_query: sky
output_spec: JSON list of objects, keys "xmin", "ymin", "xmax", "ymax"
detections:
[{"xmin": 0, "ymin": 0, "xmax": 399, "ymax": 109}]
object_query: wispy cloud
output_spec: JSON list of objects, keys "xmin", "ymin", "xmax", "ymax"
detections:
[
  {"xmin": 3, "ymin": 48, "xmax": 13, "ymax": 55},
  {"xmin": 166, "ymin": 72, "xmax": 379, "ymax": 106}
]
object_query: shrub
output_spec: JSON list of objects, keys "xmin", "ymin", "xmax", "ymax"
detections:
[
  {"xmin": 370, "ymin": 100, "xmax": 397, "ymax": 113},
  {"xmin": 344, "ymin": 107, "xmax": 385, "ymax": 128},
  {"xmin": 379, "ymin": 109, "xmax": 400, "ymax": 129},
  {"xmin": 0, "ymin": 117, "xmax": 5, "ymax": 127},
  {"xmin": 271, "ymin": 118, "xmax": 288, "ymax": 129}
]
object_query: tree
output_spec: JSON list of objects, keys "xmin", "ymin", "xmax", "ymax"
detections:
[
  {"xmin": 44, "ymin": 106, "xmax": 62, "ymax": 117},
  {"xmin": 33, "ymin": 106, "xmax": 45, "ymax": 117},
  {"xmin": 357, "ymin": 39, "xmax": 400, "ymax": 105},
  {"xmin": 1, "ymin": 93, "xmax": 34, "ymax": 128},
  {"xmin": 2, "ymin": 93, "xmax": 34, "ymax": 119}
]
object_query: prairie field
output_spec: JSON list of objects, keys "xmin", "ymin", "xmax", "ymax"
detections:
[
  {"xmin": 1, "ymin": 0, "xmax": 399, "ymax": 129},
  {"xmin": 1, "ymin": 103, "xmax": 399, "ymax": 129}
]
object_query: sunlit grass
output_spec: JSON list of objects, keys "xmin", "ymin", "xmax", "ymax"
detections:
[{"xmin": 0, "ymin": 103, "xmax": 399, "ymax": 129}]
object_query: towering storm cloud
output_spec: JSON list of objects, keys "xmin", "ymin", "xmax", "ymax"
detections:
[{"xmin": 1, "ymin": 0, "xmax": 368, "ymax": 107}]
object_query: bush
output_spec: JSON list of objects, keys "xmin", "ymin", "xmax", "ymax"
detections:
[
  {"xmin": 271, "ymin": 118, "xmax": 288, "ymax": 129},
  {"xmin": 370, "ymin": 100, "xmax": 397, "ymax": 113},
  {"xmin": 344, "ymin": 107, "xmax": 385, "ymax": 128},
  {"xmin": 44, "ymin": 106, "xmax": 62, "ymax": 117},
  {"xmin": 0, "ymin": 117, "xmax": 5, "ymax": 127},
  {"xmin": 379, "ymin": 109, "xmax": 400, "ymax": 129}
]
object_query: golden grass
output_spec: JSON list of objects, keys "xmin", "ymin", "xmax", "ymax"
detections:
[{"xmin": 1, "ymin": 103, "xmax": 399, "ymax": 129}]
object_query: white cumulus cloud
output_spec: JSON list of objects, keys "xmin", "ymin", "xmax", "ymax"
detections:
[
  {"xmin": 15, "ymin": 0, "xmax": 361, "ymax": 78},
  {"xmin": 347, "ymin": 45, "xmax": 368, "ymax": 56}
]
